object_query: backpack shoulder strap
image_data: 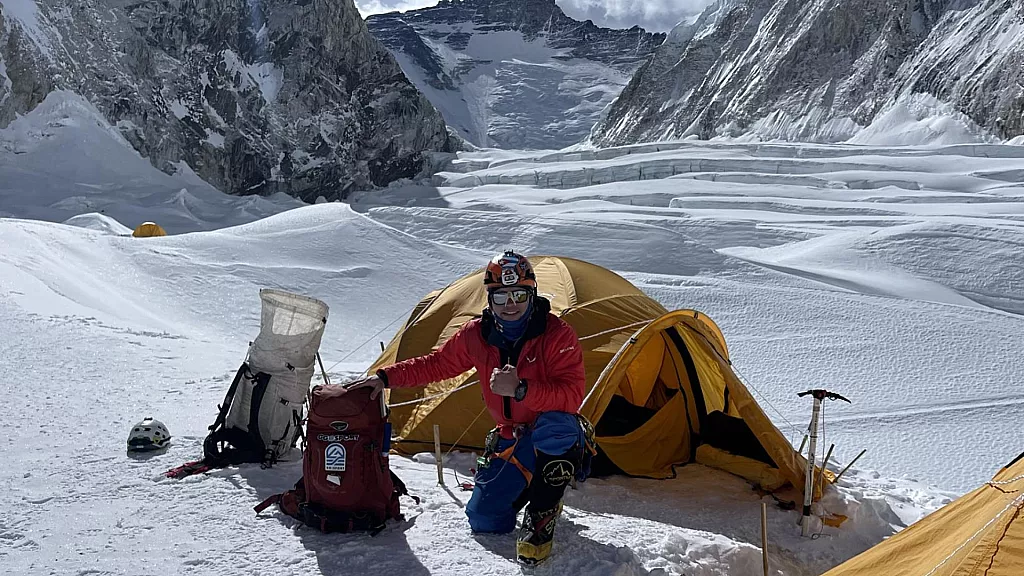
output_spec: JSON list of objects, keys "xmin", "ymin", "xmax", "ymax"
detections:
[
  {"xmin": 203, "ymin": 364, "xmax": 275, "ymax": 467},
  {"xmin": 254, "ymin": 478, "xmax": 305, "ymax": 516},
  {"xmin": 209, "ymin": 363, "xmax": 250, "ymax": 433}
]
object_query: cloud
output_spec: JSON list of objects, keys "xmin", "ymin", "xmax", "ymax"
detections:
[
  {"xmin": 555, "ymin": 0, "xmax": 713, "ymax": 31},
  {"xmin": 353, "ymin": 0, "xmax": 714, "ymax": 32},
  {"xmin": 355, "ymin": 0, "xmax": 440, "ymax": 17}
]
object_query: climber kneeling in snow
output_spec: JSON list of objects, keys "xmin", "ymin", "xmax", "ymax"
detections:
[{"xmin": 344, "ymin": 250, "xmax": 588, "ymax": 566}]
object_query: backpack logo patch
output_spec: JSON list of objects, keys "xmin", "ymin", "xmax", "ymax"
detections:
[
  {"xmin": 325, "ymin": 443, "xmax": 347, "ymax": 472},
  {"xmin": 330, "ymin": 421, "xmax": 349, "ymax": 432}
]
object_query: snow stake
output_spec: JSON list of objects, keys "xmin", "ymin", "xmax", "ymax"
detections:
[
  {"xmin": 797, "ymin": 388, "xmax": 851, "ymax": 536},
  {"xmin": 818, "ymin": 443, "xmax": 836, "ymax": 496},
  {"xmin": 833, "ymin": 449, "xmax": 867, "ymax": 484},
  {"xmin": 761, "ymin": 502, "xmax": 770, "ymax": 576},
  {"xmin": 434, "ymin": 424, "xmax": 444, "ymax": 486}
]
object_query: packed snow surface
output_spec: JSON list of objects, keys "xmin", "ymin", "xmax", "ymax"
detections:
[{"xmin": 3, "ymin": 94, "xmax": 1022, "ymax": 575}]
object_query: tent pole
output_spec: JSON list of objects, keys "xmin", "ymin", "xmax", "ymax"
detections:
[{"xmin": 802, "ymin": 395, "xmax": 822, "ymax": 537}]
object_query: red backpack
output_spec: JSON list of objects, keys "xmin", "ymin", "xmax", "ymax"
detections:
[{"xmin": 255, "ymin": 385, "xmax": 415, "ymax": 534}]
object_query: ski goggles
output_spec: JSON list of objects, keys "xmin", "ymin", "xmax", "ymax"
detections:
[{"xmin": 489, "ymin": 288, "xmax": 532, "ymax": 305}]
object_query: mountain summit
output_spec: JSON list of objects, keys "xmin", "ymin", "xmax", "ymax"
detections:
[{"xmin": 366, "ymin": 0, "xmax": 665, "ymax": 149}]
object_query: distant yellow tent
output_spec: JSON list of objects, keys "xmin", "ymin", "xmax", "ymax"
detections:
[
  {"xmin": 369, "ymin": 256, "xmax": 820, "ymax": 500},
  {"xmin": 822, "ymin": 452, "xmax": 1024, "ymax": 576},
  {"xmin": 132, "ymin": 222, "xmax": 166, "ymax": 237}
]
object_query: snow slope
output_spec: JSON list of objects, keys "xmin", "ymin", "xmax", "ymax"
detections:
[
  {"xmin": 0, "ymin": 91, "xmax": 304, "ymax": 233},
  {"xmin": 4, "ymin": 97, "xmax": 1023, "ymax": 575}
]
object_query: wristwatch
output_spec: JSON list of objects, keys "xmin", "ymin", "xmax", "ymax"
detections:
[{"xmin": 514, "ymin": 379, "xmax": 528, "ymax": 401}]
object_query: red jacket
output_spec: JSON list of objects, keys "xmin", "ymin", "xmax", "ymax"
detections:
[{"xmin": 381, "ymin": 297, "xmax": 585, "ymax": 437}]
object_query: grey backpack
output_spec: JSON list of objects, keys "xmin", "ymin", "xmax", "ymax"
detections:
[{"xmin": 203, "ymin": 289, "xmax": 329, "ymax": 467}]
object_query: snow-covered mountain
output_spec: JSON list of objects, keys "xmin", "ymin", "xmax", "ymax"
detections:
[
  {"xmin": 365, "ymin": 0, "xmax": 665, "ymax": 149},
  {"xmin": 0, "ymin": 0, "xmax": 455, "ymax": 201},
  {"xmin": 589, "ymin": 0, "xmax": 1024, "ymax": 146}
]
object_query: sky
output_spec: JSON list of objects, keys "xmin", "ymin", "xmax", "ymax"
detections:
[
  {"xmin": 3, "ymin": 89, "xmax": 1023, "ymax": 575},
  {"xmin": 355, "ymin": 0, "xmax": 712, "ymax": 32}
]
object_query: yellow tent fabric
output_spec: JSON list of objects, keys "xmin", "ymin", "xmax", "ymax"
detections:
[
  {"xmin": 132, "ymin": 222, "xmax": 167, "ymax": 237},
  {"xmin": 368, "ymin": 255, "xmax": 814, "ymax": 499},
  {"xmin": 822, "ymin": 452, "xmax": 1024, "ymax": 576}
]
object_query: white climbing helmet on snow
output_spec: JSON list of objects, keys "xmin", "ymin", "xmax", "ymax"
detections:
[{"xmin": 127, "ymin": 417, "xmax": 171, "ymax": 452}]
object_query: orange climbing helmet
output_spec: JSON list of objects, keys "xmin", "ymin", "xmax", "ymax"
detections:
[{"xmin": 483, "ymin": 250, "xmax": 537, "ymax": 291}]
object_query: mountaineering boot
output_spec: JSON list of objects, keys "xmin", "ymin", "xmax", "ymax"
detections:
[
  {"xmin": 516, "ymin": 501, "xmax": 562, "ymax": 566},
  {"xmin": 516, "ymin": 448, "xmax": 579, "ymax": 566}
]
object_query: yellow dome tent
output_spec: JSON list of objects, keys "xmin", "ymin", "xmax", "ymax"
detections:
[
  {"xmin": 368, "ymin": 256, "xmax": 819, "ymax": 500},
  {"xmin": 132, "ymin": 222, "xmax": 167, "ymax": 237},
  {"xmin": 822, "ymin": 452, "xmax": 1024, "ymax": 576}
]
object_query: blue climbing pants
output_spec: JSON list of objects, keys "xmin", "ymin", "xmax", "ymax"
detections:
[{"xmin": 465, "ymin": 411, "xmax": 585, "ymax": 533}]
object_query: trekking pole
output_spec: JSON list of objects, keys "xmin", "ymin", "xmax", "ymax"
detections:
[{"xmin": 796, "ymin": 389, "xmax": 850, "ymax": 537}]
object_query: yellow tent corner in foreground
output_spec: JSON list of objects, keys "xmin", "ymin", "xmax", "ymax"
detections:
[
  {"xmin": 368, "ymin": 255, "xmax": 825, "ymax": 503},
  {"xmin": 132, "ymin": 221, "xmax": 167, "ymax": 237},
  {"xmin": 822, "ymin": 451, "xmax": 1024, "ymax": 576}
]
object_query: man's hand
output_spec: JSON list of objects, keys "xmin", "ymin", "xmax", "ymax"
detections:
[
  {"xmin": 343, "ymin": 375, "xmax": 385, "ymax": 400},
  {"xmin": 490, "ymin": 364, "xmax": 519, "ymax": 397}
]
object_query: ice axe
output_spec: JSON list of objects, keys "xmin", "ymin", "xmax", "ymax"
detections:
[
  {"xmin": 797, "ymin": 389, "xmax": 851, "ymax": 403},
  {"xmin": 797, "ymin": 388, "xmax": 851, "ymax": 536}
]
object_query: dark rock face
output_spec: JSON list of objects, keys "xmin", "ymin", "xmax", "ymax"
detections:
[
  {"xmin": 589, "ymin": 0, "xmax": 1024, "ymax": 145},
  {"xmin": 0, "ymin": 0, "xmax": 457, "ymax": 200},
  {"xmin": 367, "ymin": 0, "xmax": 665, "ymax": 149}
]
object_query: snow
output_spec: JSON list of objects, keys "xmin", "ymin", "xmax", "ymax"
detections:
[
  {"xmin": 0, "ymin": 52, "xmax": 11, "ymax": 103},
  {"xmin": 204, "ymin": 131, "xmax": 226, "ymax": 148},
  {"xmin": 0, "ymin": 0, "xmax": 55, "ymax": 58},
  {"xmin": 848, "ymin": 94, "xmax": 998, "ymax": 146},
  {"xmin": 247, "ymin": 62, "xmax": 284, "ymax": 104},
  {"xmin": 168, "ymin": 99, "xmax": 189, "ymax": 120},
  {"xmin": 3, "ymin": 93, "xmax": 1023, "ymax": 575},
  {"xmin": 62, "ymin": 212, "xmax": 134, "ymax": 235},
  {"xmin": 220, "ymin": 50, "xmax": 284, "ymax": 104}
]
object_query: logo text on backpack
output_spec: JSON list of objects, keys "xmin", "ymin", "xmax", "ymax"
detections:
[
  {"xmin": 317, "ymin": 433, "xmax": 359, "ymax": 442},
  {"xmin": 325, "ymin": 443, "xmax": 347, "ymax": 472}
]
